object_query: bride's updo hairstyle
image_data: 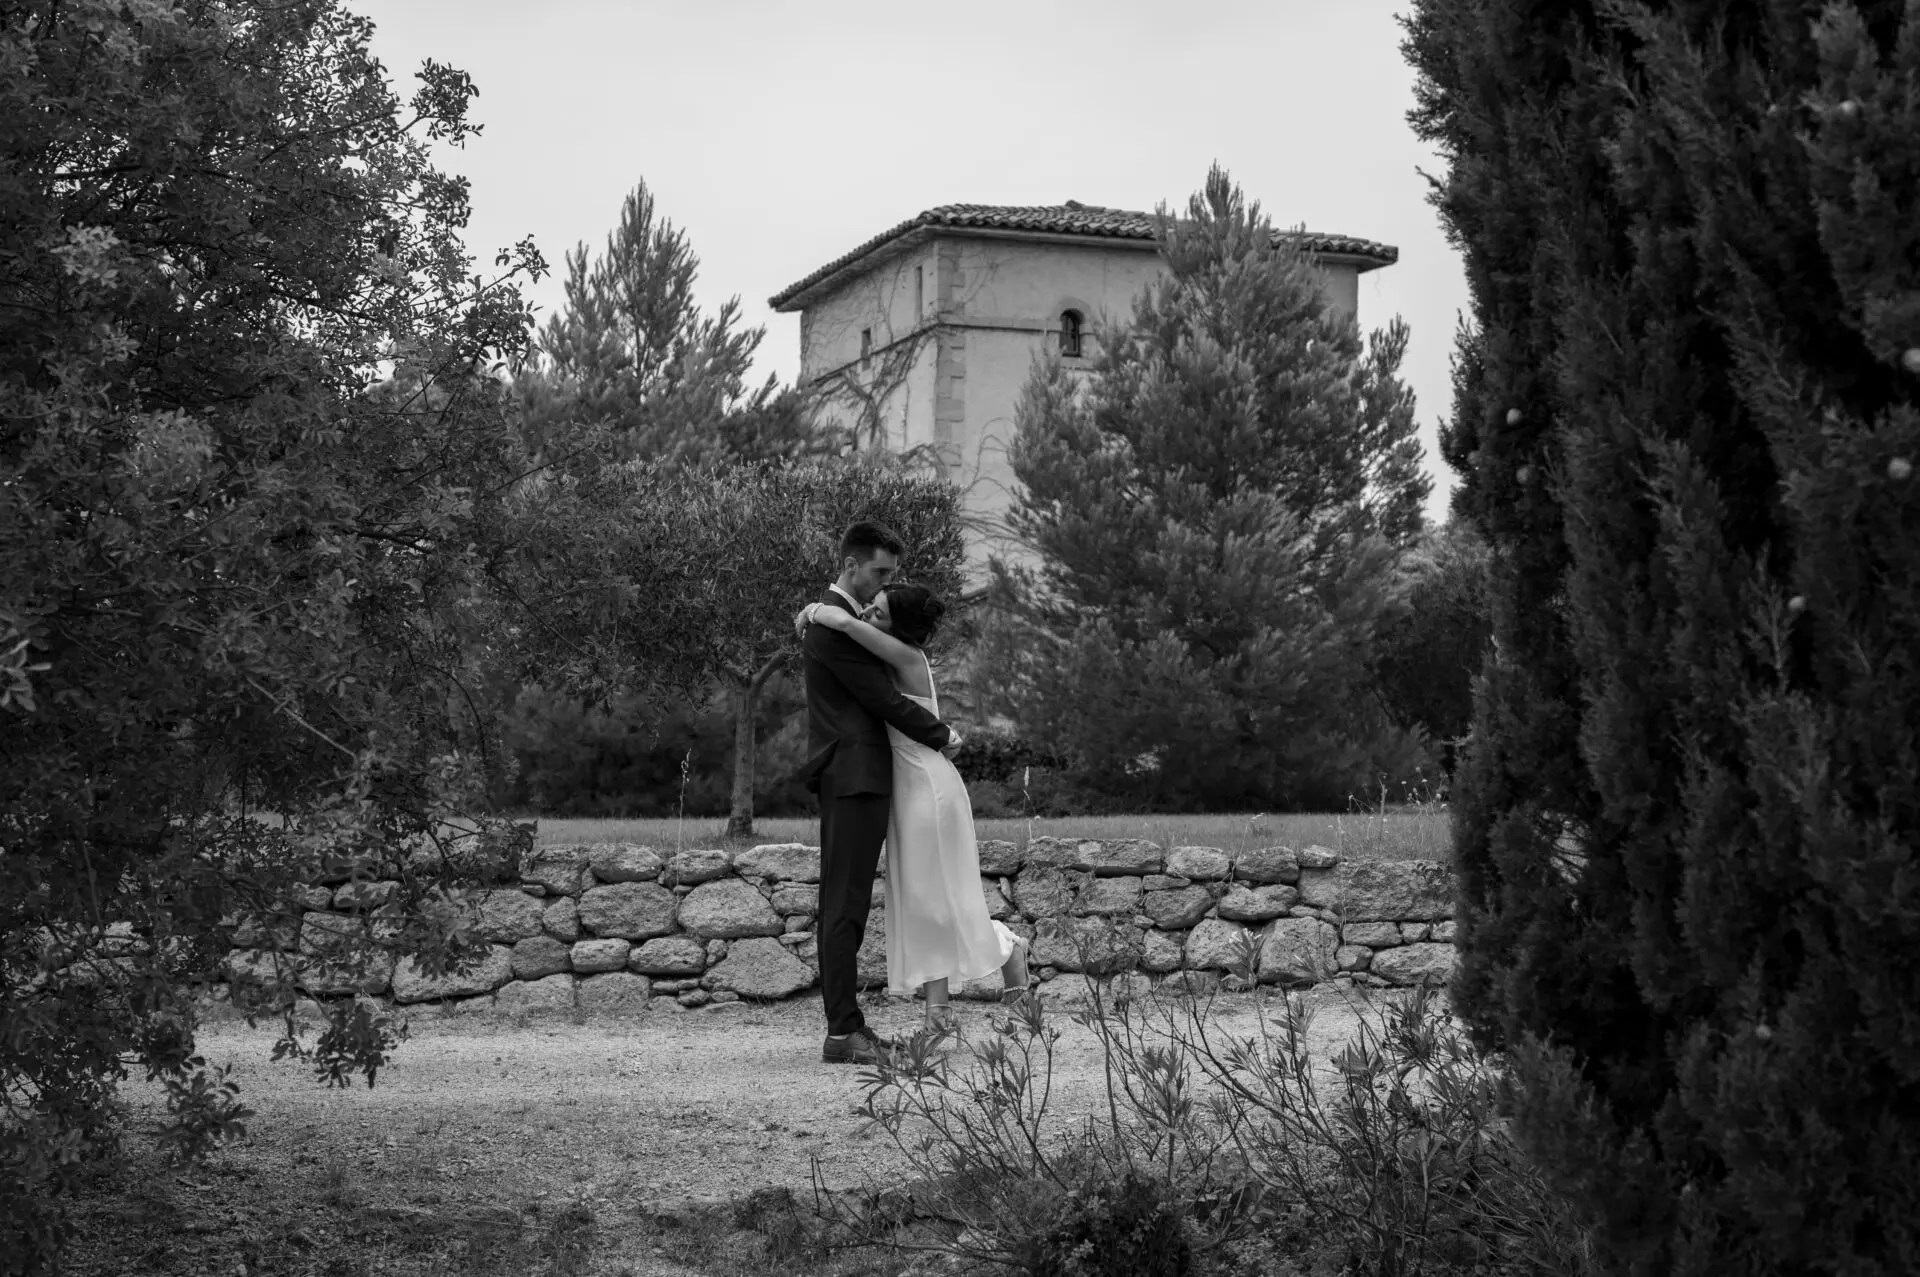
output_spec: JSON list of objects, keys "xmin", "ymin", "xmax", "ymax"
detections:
[{"xmin": 882, "ymin": 584, "xmax": 946, "ymax": 648}]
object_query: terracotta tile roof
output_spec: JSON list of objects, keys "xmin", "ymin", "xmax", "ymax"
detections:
[{"xmin": 768, "ymin": 201, "xmax": 1398, "ymax": 311}]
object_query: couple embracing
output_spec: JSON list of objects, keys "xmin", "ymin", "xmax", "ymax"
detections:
[{"xmin": 797, "ymin": 521, "xmax": 1031, "ymax": 1065}]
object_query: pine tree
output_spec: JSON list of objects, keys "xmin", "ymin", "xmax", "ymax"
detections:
[
  {"xmin": 997, "ymin": 167, "xmax": 1431, "ymax": 809},
  {"xmin": 517, "ymin": 181, "xmax": 822, "ymax": 469},
  {"xmin": 1405, "ymin": 1, "xmax": 1920, "ymax": 1270}
]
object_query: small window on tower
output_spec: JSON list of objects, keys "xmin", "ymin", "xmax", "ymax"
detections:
[{"xmin": 1059, "ymin": 309, "xmax": 1084, "ymax": 358}]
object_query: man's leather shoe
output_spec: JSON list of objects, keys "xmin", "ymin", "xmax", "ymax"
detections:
[{"xmin": 822, "ymin": 1028, "xmax": 893, "ymax": 1065}]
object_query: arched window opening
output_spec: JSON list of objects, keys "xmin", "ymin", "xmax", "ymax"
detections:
[{"xmin": 1059, "ymin": 309, "xmax": 1084, "ymax": 358}]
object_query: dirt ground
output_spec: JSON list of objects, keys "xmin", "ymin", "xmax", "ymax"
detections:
[{"xmin": 57, "ymin": 984, "xmax": 1377, "ymax": 1277}]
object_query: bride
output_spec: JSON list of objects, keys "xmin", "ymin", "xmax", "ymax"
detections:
[{"xmin": 798, "ymin": 584, "xmax": 1030, "ymax": 1030}]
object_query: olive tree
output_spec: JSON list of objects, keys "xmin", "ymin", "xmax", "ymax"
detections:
[{"xmin": 0, "ymin": 2, "xmax": 543, "ymax": 1265}]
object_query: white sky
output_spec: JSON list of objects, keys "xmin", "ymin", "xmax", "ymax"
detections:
[{"xmin": 355, "ymin": 0, "xmax": 1468, "ymax": 518}]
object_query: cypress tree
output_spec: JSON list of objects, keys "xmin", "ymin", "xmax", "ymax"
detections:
[{"xmin": 1405, "ymin": 2, "xmax": 1919, "ymax": 1270}]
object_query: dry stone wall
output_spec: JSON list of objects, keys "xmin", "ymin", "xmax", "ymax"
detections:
[{"xmin": 216, "ymin": 837, "xmax": 1461, "ymax": 1018}]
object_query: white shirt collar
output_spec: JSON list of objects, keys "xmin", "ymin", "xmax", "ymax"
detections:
[{"xmin": 828, "ymin": 583, "xmax": 862, "ymax": 611}]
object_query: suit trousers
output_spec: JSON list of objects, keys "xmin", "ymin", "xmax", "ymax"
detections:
[{"xmin": 816, "ymin": 779, "xmax": 891, "ymax": 1037}]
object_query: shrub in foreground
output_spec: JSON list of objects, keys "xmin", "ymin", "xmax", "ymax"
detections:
[{"xmin": 826, "ymin": 945, "xmax": 1589, "ymax": 1276}]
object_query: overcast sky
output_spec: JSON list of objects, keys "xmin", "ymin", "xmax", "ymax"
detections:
[{"xmin": 354, "ymin": 0, "xmax": 1469, "ymax": 518}]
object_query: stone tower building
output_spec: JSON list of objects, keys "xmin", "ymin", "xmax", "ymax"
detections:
[{"xmin": 769, "ymin": 201, "xmax": 1397, "ymax": 576}]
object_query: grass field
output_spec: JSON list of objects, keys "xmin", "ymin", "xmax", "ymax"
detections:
[{"xmin": 532, "ymin": 807, "xmax": 1454, "ymax": 863}]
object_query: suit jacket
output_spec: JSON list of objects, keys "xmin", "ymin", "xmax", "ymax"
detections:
[{"xmin": 799, "ymin": 586, "xmax": 951, "ymax": 796}]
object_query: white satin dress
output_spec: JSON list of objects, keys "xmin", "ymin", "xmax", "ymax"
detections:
[{"xmin": 883, "ymin": 654, "xmax": 1020, "ymax": 997}]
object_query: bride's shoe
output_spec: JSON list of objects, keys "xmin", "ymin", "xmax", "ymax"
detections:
[
  {"xmin": 1000, "ymin": 939, "xmax": 1033, "ymax": 1004},
  {"xmin": 924, "ymin": 1001, "xmax": 958, "ymax": 1034}
]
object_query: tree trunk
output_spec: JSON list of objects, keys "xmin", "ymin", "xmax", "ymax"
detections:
[{"xmin": 725, "ymin": 654, "xmax": 789, "ymax": 840}]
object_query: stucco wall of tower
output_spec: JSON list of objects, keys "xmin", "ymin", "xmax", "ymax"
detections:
[{"xmin": 798, "ymin": 249, "xmax": 936, "ymax": 383}]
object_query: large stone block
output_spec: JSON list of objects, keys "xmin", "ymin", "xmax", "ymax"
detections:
[
  {"xmin": 1141, "ymin": 929, "xmax": 1185, "ymax": 973},
  {"xmin": 1030, "ymin": 916, "xmax": 1141, "ymax": 975},
  {"xmin": 977, "ymin": 840, "xmax": 1024, "ymax": 876},
  {"xmin": 333, "ymin": 880, "xmax": 398, "ymax": 912},
  {"xmin": 1336, "ymin": 945, "xmax": 1372, "ymax": 972},
  {"xmin": 677, "ymin": 879, "xmax": 783, "ymax": 939},
  {"xmin": 1165, "ymin": 846, "xmax": 1231, "ymax": 881},
  {"xmin": 771, "ymin": 883, "xmax": 819, "ymax": 916},
  {"xmin": 295, "ymin": 909, "xmax": 355, "ymax": 954},
  {"xmin": 1369, "ymin": 942, "xmax": 1458, "ymax": 987},
  {"xmin": 1023, "ymin": 837, "xmax": 1094, "ymax": 872},
  {"xmin": 223, "ymin": 946, "xmax": 291, "ymax": 986},
  {"xmin": 510, "ymin": 935, "xmax": 572, "ymax": 981},
  {"xmin": 297, "ymin": 906, "xmax": 403, "ymax": 998},
  {"xmin": 577, "ymin": 971, "xmax": 651, "ymax": 1017},
  {"xmin": 1399, "ymin": 922, "xmax": 1431, "ymax": 942},
  {"xmin": 1343, "ymin": 921, "xmax": 1402, "ymax": 948},
  {"xmin": 1025, "ymin": 837, "xmax": 1162, "ymax": 876},
  {"xmin": 496, "ymin": 973, "xmax": 575, "ymax": 1017},
  {"xmin": 1183, "ymin": 918, "xmax": 1257, "ymax": 972},
  {"xmin": 628, "ymin": 935, "xmax": 708, "ymax": 976},
  {"xmin": 1297, "ymin": 860, "xmax": 1454, "ymax": 922},
  {"xmin": 293, "ymin": 912, "xmax": 395, "ymax": 997},
  {"xmin": 663, "ymin": 849, "xmax": 733, "ymax": 886},
  {"xmin": 1012, "ymin": 867, "xmax": 1073, "ymax": 918},
  {"xmin": 701, "ymin": 936, "xmax": 815, "ymax": 999},
  {"xmin": 569, "ymin": 938, "xmax": 631, "ymax": 973},
  {"xmin": 471, "ymin": 888, "xmax": 547, "ymax": 943},
  {"xmin": 1297, "ymin": 844, "xmax": 1340, "ymax": 869},
  {"xmin": 289, "ymin": 883, "xmax": 337, "ymax": 912},
  {"xmin": 578, "ymin": 881, "xmax": 678, "ymax": 940},
  {"xmin": 391, "ymin": 944, "xmax": 514, "ymax": 1003},
  {"xmin": 1233, "ymin": 847, "xmax": 1300, "ymax": 884},
  {"xmin": 542, "ymin": 897, "xmax": 581, "ymax": 942},
  {"xmin": 1216, "ymin": 884, "xmax": 1299, "ymax": 922},
  {"xmin": 520, "ymin": 846, "xmax": 592, "ymax": 897},
  {"xmin": 1075, "ymin": 876, "xmax": 1143, "ymax": 917},
  {"xmin": 734, "ymin": 843, "xmax": 821, "ymax": 883},
  {"xmin": 1258, "ymin": 917, "xmax": 1339, "ymax": 986},
  {"xmin": 1142, "ymin": 887, "xmax": 1212, "ymax": 930},
  {"xmin": 855, "ymin": 909, "xmax": 888, "ymax": 987},
  {"xmin": 587, "ymin": 844, "xmax": 665, "ymax": 883},
  {"xmin": 1083, "ymin": 839, "xmax": 1164, "ymax": 876},
  {"xmin": 296, "ymin": 951, "xmax": 395, "ymax": 998}
]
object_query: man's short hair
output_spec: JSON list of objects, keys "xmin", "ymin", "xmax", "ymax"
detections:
[{"xmin": 840, "ymin": 520, "xmax": 904, "ymax": 563}]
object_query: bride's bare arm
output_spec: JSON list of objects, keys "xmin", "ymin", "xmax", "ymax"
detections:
[{"xmin": 806, "ymin": 603, "xmax": 921, "ymax": 673}]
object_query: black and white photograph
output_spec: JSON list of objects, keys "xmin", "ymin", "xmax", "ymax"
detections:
[{"xmin": 3, "ymin": 1, "xmax": 1915, "ymax": 1274}]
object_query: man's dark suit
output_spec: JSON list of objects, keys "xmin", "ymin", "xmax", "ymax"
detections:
[{"xmin": 801, "ymin": 586, "xmax": 951, "ymax": 1037}]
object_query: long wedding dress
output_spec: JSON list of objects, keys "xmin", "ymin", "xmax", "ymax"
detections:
[{"xmin": 882, "ymin": 654, "xmax": 1020, "ymax": 998}]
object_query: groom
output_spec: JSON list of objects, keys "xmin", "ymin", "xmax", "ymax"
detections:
[{"xmin": 799, "ymin": 520, "xmax": 956, "ymax": 1065}]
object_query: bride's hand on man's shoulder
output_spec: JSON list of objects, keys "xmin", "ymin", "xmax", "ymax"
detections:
[{"xmin": 791, "ymin": 603, "xmax": 814, "ymax": 641}]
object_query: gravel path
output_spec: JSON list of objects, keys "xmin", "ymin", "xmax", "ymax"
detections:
[
  {"xmin": 175, "ymin": 986, "xmax": 1370, "ymax": 1205},
  {"xmin": 87, "ymin": 985, "xmax": 1379, "ymax": 1276}
]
